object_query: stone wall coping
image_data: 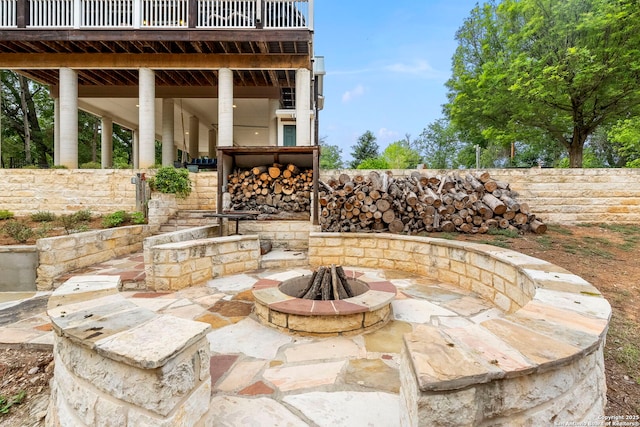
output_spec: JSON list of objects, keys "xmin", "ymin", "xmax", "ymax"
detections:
[
  {"xmin": 0, "ymin": 245, "xmax": 37, "ymax": 253},
  {"xmin": 151, "ymin": 233, "xmax": 260, "ymax": 250},
  {"xmin": 48, "ymin": 275, "xmax": 210, "ymax": 370},
  {"xmin": 309, "ymin": 232, "xmax": 611, "ymax": 392}
]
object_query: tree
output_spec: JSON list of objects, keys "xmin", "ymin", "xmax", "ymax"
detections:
[
  {"xmin": 350, "ymin": 130, "xmax": 379, "ymax": 169},
  {"xmin": 382, "ymin": 140, "xmax": 422, "ymax": 169},
  {"xmin": 1, "ymin": 71, "xmax": 54, "ymax": 167},
  {"xmin": 413, "ymin": 119, "xmax": 462, "ymax": 169},
  {"xmin": 356, "ymin": 157, "xmax": 389, "ymax": 170},
  {"xmin": 319, "ymin": 138, "xmax": 344, "ymax": 169},
  {"xmin": 608, "ymin": 117, "xmax": 640, "ymax": 167},
  {"xmin": 446, "ymin": 0, "xmax": 640, "ymax": 167}
]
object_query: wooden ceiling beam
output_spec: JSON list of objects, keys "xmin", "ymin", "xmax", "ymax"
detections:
[{"xmin": 0, "ymin": 53, "xmax": 311, "ymax": 70}]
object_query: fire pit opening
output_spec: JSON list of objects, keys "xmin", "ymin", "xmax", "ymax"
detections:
[
  {"xmin": 279, "ymin": 265, "xmax": 369, "ymax": 300},
  {"xmin": 252, "ymin": 266, "xmax": 397, "ymax": 336}
]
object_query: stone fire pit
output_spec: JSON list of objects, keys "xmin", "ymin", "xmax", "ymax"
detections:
[{"xmin": 252, "ymin": 267, "xmax": 397, "ymax": 336}]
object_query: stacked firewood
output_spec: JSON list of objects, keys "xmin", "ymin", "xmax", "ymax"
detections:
[
  {"xmin": 227, "ymin": 163, "xmax": 313, "ymax": 214},
  {"xmin": 319, "ymin": 171, "xmax": 547, "ymax": 235}
]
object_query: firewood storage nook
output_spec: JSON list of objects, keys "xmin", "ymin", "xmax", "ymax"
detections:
[{"xmin": 217, "ymin": 146, "xmax": 320, "ymax": 224}]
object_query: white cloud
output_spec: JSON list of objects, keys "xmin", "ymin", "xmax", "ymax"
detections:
[
  {"xmin": 377, "ymin": 128, "xmax": 400, "ymax": 143},
  {"xmin": 385, "ymin": 60, "xmax": 444, "ymax": 78},
  {"xmin": 342, "ymin": 84, "xmax": 366, "ymax": 103}
]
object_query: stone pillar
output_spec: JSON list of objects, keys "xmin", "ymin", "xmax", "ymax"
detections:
[
  {"xmin": 189, "ymin": 115, "xmax": 199, "ymax": 159},
  {"xmin": 295, "ymin": 68, "xmax": 311, "ymax": 147},
  {"xmin": 101, "ymin": 116, "xmax": 113, "ymax": 168},
  {"xmin": 208, "ymin": 128, "xmax": 217, "ymax": 158},
  {"xmin": 218, "ymin": 68, "xmax": 234, "ymax": 147},
  {"xmin": 162, "ymin": 98, "xmax": 175, "ymax": 167},
  {"xmin": 132, "ymin": 129, "xmax": 139, "ymax": 169},
  {"xmin": 53, "ymin": 98, "xmax": 60, "ymax": 166},
  {"xmin": 59, "ymin": 68, "xmax": 78, "ymax": 168},
  {"xmin": 269, "ymin": 99, "xmax": 279, "ymax": 146},
  {"xmin": 138, "ymin": 68, "xmax": 156, "ymax": 168}
]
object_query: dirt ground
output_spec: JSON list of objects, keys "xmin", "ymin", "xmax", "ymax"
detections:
[{"xmin": 0, "ymin": 223, "xmax": 638, "ymax": 425}]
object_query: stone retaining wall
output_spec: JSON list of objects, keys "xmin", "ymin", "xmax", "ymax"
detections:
[
  {"xmin": 236, "ymin": 221, "xmax": 319, "ymax": 250},
  {"xmin": 1, "ymin": 168, "xmax": 639, "ymax": 223},
  {"xmin": 308, "ymin": 233, "xmax": 610, "ymax": 426},
  {"xmin": 0, "ymin": 169, "xmax": 216, "ymax": 216},
  {"xmin": 36, "ymin": 225, "xmax": 153, "ymax": 291},
  {"xmin": 321, "ymin": 168, "xmax": 640, "ymax": 224},
  {"xmin": 46, "ymin": 276, "xmax": 211, "ymax": 426},
  {"xmin": 145, "ymin": 234, "xmax": 260, "ymax": 291}
]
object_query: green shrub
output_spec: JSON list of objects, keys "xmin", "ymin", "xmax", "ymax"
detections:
[
  {"xmin": 35, "ymin": 223, "xmax": 54, "ymax": 239},
  {"xmin": 2, "ymin": 220, "xmax": 34, "ymax": 243},
  {"xmin": 0, "ymin": 210, "xmax": 14, "ymax": 220},
  {"xmin": 80, "ymin": 161, "xmax": 102, "ymax": 169},
  {"xmin": 130, "ymin": 211, "xmax": 146, "ymax": 224},
  {"xmin": 31, "ymin": 211, "xmax": 56, "ymax": 222},
  {"xmin": 102, "ymin": 210, "xmax": 130, "ymax": 228},
  {"xmin": 148, "ymin": 167, "xmax": 192, "ymax": 199},
  {"xmin": 51, "ymin": 165, "xmax": 68, "ymax": 169},
  {"xmin": 56, "ymin": 210, "xmax": 92, "ymax": 234},
  {"xmin": 73, "ymin": 209, "xmax": 93, "ymax": 222}
]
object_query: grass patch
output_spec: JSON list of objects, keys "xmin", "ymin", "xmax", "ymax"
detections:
[
  {"xmin": 547, "ymin": 224, "xmax": 574, "ymax": 235},
  {"xmin": 437, "ymin": 232, "xmax": 457, "ymax": 240},
  {"xmin": 478, "ymin": 239, "xmax": 510, "ymax": 248},
  {"xmin": 536, "ymin": 235, "xmax": 553, "ymax": 250},
  {"xmin": 598, "ymin": 223, "xmax": 640, "ymax": 234},
  {"xmin": 0, "ymin": 390, "xmax": 26, "ymax": 415},
  {"xmin": 487, "ymin": 228, "xmax": 520, "ymax": 239},
  {"xmin": 582, "ymin": 236, "xmax": 613, "ymax": 247},
  {"xmin": 615, "ymin": 343, "xmax": 640, "ymax": 368}
]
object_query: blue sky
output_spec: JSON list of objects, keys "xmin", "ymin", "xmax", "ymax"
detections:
[{"xmin": 313, "ymin": 1, "xmax": 479, "ymax": 162}]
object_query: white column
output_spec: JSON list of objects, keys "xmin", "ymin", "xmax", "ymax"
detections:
[
  {"xmin": 132, "ymin": 129, "xmax": 139, "ymax": 168},
  {"xmin": 268, "ymin": 98, "xmax": 279, "ymax": 146},
  {"xmin": 189, "ymin": 115, "xmax": 199, "ymax": 159},
  {"xmin": 295, "ymin": 68, "xmax": 312, "ymax": 146},
  {"xmin": 208, "ymin": 128, "xmax": 217, "ymax": 158},
  {"xmin": 162, "ymin": 98, "xmax": 175, "ymax": 166},
  {"xmin": 218, "ymin": 68, "xmax": 234, "ymax": 147},
  {"xmin": 138, "ymin": 68, "xmax": 156, "ymax": 168},
  {"xmin": 59, "ymin": 68, "xmax": 78, "ymax": 168},
  {"xmin": 101, "ymin": 116, "xmax": 113, "ymax": 168},
  {"xmin": 54, "ymin": 98, "xmax": 60, "ymax": 166}
]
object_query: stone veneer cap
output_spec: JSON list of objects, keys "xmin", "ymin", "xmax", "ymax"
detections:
[
  {"xmin": 47, "ymin": 275, "xmax": 121, "ymax": 309},
  {"xmin": 48, "ymin": 275, "xmax": 211, "ymax": 369},
  {"xmin": 95, "ymin": 315, "xmax": 210, "ymax": 369}
]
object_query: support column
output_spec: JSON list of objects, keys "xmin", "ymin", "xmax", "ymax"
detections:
[
  {"xmin": 208, "ymin": 128, "xmax": 217, "ymax": 158},
  {"xmin": 101, "ymin": 116, "xmax": 113, "ymax": 168},
  {"xmin": 218, "ymin": 68, "xmax": 234, "ymax": 147},
  {"xmin": 138, "ymin": 68, "xmax": 156, "ymax": 168},
  {"xmin": 268, "ymin": 99, "xmax": 279, "ymax": 146},
  {"xmin": 133, "ymin": 129, "xmax": 139, "ymax": 169},
  {"xmin": 59, "ymin": 68, "xmax": 78, "ymax": 168},
  {"xmin": 162, "ymin": 98, "xmax": 175, "ymax": 166},
  {"xmin": 295, "ymin": 68, "xmax": 312, "ymax": 146},
  {"xmin": 189, "ymin": 115, "xmax": 199, "ymax": 159},
  {"xmin": 53, "ymin": 98, "xmax": 60, "ymax": 166}
]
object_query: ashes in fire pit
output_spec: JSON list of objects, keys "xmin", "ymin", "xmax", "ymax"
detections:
[{"xmin": 279, "ymin": 265, "xmax": 369, "ymax": 301}]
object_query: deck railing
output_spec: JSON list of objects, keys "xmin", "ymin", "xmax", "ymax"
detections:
[{"xmin": 2, "ymin": 0, "xmax": 310, "ymax": 29}]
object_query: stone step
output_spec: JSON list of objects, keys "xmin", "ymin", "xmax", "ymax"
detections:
[{"xmin": 260, "ymin": 249, "xmax": 309, "ymax": 269}]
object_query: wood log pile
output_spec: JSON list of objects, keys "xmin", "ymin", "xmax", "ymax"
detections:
[
  {"xmin": 227, "ymin": 163, "xmax": 313, "ymax": 214},
  {"xmin": 295, "ymin": 265, "xmax": 355, "ymax": 301},
  {"xmin": 319, "ymin": 171, "xmax": 547, "ymax": 235}
]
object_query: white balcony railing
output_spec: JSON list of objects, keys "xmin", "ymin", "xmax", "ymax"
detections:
[
  {"xmin": 0, "ymin": 0, "xmax": 17, "ymax": 27},
  {"xmin": 4, "ymin": 0, "xmax": 310, "ymax": 29}
]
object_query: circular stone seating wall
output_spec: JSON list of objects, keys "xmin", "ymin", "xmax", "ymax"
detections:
[{"xmin": 308, "ymin": 232, "xmax": 611, "ymax": 426}]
